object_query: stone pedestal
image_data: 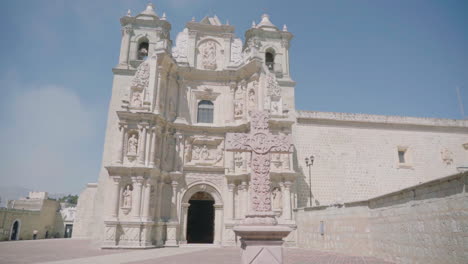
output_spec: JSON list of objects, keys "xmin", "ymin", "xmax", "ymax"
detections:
[
  {"xmin": 164, "ymin": 221, "xmax": 179, "ymax": 247},
  {"xmin": 234, "ymin": 225, "xmax": 292, "ymax": 264}
]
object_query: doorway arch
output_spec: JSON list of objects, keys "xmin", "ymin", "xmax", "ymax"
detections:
[
  {"xmin": 10, "ymin": 220, "xmax": 20, "ymax": 240},
  {"xmin": 186, "ymin": 192, "xmax": 214, "ymax": 243},
  {"xmin": 180, "ymin": 183, "xmax": 223, "ymax": 245}
]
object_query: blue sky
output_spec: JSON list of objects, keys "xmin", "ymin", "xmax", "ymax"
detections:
[{"xmin": 1, "ymin": 0, "xmax": 467, "ymax": 195}]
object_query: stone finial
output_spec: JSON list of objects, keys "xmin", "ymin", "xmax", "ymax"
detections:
[
  {"xmin": 283, "ymin": 24, "xmax": 288, "ymax": 31},
  {"xmin": 161, "ymin": 12, "xmax": 167, "ymax": 20},
  {"xmin": 127, "ymin": 9, "xmax": 131, "ymax": 17},
  {"xmin": 257, "ymin": 13, "xmax": 277, "ymax": 30},
  {"xmin": 252, "ymin": 20, "xmax": 256, "ymax": 28},
  {"xmin": 140, "ymin": 2, "xmax": 157, "ymax": 16}
]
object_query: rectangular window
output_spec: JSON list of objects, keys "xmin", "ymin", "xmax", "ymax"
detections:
[{"xmin": 398, "ymin": 150, "xmax": 406, "ymax": 163}]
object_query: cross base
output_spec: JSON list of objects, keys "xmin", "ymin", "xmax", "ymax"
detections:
[
  {"xmin": 241, "ymin": 211, "xmax": 277, "ymax": 225},
  {"xmin": 234, "ymin": 225, "xmax": 292, "ymax": 264}
]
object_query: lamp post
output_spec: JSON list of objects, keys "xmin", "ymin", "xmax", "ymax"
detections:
[{"xmin": 305, "ymin": 155, "xmax": 314, "ymax": 207}]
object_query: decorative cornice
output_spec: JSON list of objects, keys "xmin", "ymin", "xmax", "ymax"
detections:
[{"xmin": 297, "ymin": 110, "xmax": 468, "ymax": 131}]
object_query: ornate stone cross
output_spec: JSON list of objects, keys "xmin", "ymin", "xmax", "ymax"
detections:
[{"xmin": 226, "ymin": 111, "xmax": 291, "ymax": 224}]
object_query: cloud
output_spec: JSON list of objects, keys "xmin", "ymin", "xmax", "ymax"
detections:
[{"xmin": 0, "ymin": 84, "xmax": 103, "ymax": 194}]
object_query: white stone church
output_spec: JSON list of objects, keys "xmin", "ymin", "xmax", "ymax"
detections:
[{"xmin": 73, "ymin": 3, "xmax": 468, "ymax": 250}]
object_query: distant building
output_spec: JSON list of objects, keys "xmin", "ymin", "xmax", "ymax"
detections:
[{"xmin": 0, "ymin": 192, "xmax": 75, "ymax": 241}]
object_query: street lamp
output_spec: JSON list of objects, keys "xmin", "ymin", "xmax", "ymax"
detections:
[{"xmin": 305, "ymin": 155, "xmax": 314, "ymax": 207}]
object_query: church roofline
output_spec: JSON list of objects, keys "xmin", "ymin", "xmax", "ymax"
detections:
[{"xmin": 297, "ymin": 110, "xmax": 468, "ymax": 129}]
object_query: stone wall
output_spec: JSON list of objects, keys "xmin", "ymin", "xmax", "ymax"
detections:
[
  {"xmin": 72, "ymin": 183, "xmax": 98, "ymax": 239},
  {"xmin": 0, "ymin": 199, "xmax": 61, "ymax": 241},
  {"xmin": 294, "ymin": 110, "xmax": 468, "ymax": 207},
  {"xmin": 295, "ymin": 172, "xmax": 468, "ymax": 264}
]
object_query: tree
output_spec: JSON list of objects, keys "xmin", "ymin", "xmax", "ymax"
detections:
[{"xmin": 58, "ymin": 194, "xmax": 78, "ymax": 205}]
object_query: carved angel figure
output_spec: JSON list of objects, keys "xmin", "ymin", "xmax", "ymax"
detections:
[
  {"xmin": 122, "ymin": 185, "xmax": 133, "ymax": 208},
  {"xmin": 127, "ymin": 134, "xmax": 138, "ymax": 155}
]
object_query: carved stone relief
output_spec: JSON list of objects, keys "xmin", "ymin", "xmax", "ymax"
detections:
[
  {"xmin": 172, "ymin": 28, "xmax": 188, "ymax": 63},
  {"xmin": 230, "ymin": 38, "xmax": 243, "ymax": 65},
  {"xmin": 200, "ymin": 40, "xmax": 217, "ymax": 70},
  {"xmin": 264, "ymin": 71, "xmax": 283, "ymax": 115},
  {"xmin": 184, "ymin": 136, "xmax": 224, "ymax": 166},
  {"xmin": 129, "ymin": 61, "xmax": 150, "ymax": 109},
  {"xmin": 234, "ymin": 81, "xmax": 247, "ymax": 118}
]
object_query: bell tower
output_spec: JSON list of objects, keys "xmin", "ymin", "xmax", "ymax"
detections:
[
  {"xmin": 117, "ymin": 3, "xmax": 171, "ymax": 69},
  {"xmin": 245, "ymin": 14, "xmax": 293, "ymax": 80}
]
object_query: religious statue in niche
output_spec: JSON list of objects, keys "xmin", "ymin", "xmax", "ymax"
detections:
[
  {"xmin": 272, "ymin": 187, "xmax": 282, "ymax": 210},
  {"xmin": 122, "ymin": 184, "xmax": 133, "ymax": 214},
  {"xmin": 127, "ymin": 134, "xmax": 138, "ymax": 156},
  {"xmin": 201, "ymin": 41, "xmax": 217, "ymax": 70},
  {"xmin": 441, "ymin": 148, "xmax": 453, "ymax": 165},
  {"xmin": 131, "ymin": 91, "xmax": 143, "ymax": 107},
  {"xmin": 248, "ymin": 89, "xmax": 255, "ymax": 104}
]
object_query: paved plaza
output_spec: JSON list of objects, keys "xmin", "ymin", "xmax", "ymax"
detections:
[{"xmin": 0, "ymin": 239, "xmax": 393, "ymax": 264}]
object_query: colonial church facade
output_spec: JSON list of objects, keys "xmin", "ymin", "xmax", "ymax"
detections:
[{"xmin": 73, "ymin": 4, "xmax": 468, "ymax": 249}]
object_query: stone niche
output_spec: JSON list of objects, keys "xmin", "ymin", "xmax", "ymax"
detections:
[
  {"xmin": 184, "ymin": 136, "xmax": 224, "ymax": 167},
  {"xmin": 196, "ymin": 39, "xmax": 224, "ymax": 71}
]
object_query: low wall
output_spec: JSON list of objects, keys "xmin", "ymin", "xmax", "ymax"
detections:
[{"xmin": 295, "ymin": 172, "xmax": 468, "ymax": 264}]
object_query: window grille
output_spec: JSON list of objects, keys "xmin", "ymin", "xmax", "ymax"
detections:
[{"xmin": 197, "ymin": 100, "xmax": 214, "ymax": 123}]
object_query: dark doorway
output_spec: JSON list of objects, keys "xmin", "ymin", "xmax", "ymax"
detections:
[
  {"xmin": 64, "ymin": 224, "xmax": 73, "ymax": 238},
  {"xmin": 186, "ymin": 192, "xmax": 214, "ymax": 243},
  {"xmin": 10, "ymin": 221, "xmax": 19, "ymax": 240}
]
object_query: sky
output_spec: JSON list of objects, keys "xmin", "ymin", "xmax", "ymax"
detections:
[{"xmin": 0, "ymin": 0, "xmax": 467, "ymax": 195}]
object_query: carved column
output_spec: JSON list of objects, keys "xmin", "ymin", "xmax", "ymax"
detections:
[
  {"xmin": 170, "ymin": 180, "xmax": 179, "ymax": 221},
  {"xmin": 149, "ymin": 126, "xmax": 156, "ymax": 167},
  {"xmin": 158, "ymin": 129, "xmax": 167, "ymax": 169},
  {"xmin": 155, "ymin": 180, "xmax": 164, "ymax": 221},
  {"xmin": 282, "ymin": 181, "xmax": 292, "ymax": 220},
  {"xmin": 109, "ymin": 176, "xmax": 121, "ymax": 219},
  {"xmin": 238, "ymin": 181, "xmax": 248, "ymax": 219},
  {"xmin": 214, "ymin": 204, "xmax": 223, "ymax": 245},
  {"xmin": 119, "ymin": 26, "xmax": 132, "ymax": 65},
  {"xmin": 180, "ymin": 202, "xmax": 190, "ymax": 243},
  {"xmin": 132, "ymin": 176, "xmax": 144, "ymax": 219},
  {"xmin": 154, "ymin": 68, "xmax": 163, "ymax": 113},
  {"xmin": 115, "ymin": 123, "xmax": 127, "ymax": 164},
  {"xmin": 138, "ymin": 124, "xmax": 147, "ymax": 165},
  {"xmin": 142, "ymin": 179, "xmax": 153, "ymax": 221},
  {"xmin": 226, "ymin": 183, "xmax": 235, "ymax": 220},
  {"xmin": 175, "ymin": 133, "xmax": 184, "ymax": 172},
  {"xmin": 229, "ymin": 83, "xmax": 236, "ymax": 122}
]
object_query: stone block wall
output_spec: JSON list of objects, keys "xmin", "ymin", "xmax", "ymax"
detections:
[
  {"xmin": 295, "ymin": 203, "xmax": 371, "ymax": 255},
  {"xmin": 295, "ymin": 172, "xmax": 468, "ymax": 264},
  {"xmin": 294, "ymin": 110, "xmax": 468, "ymax": 207}
]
